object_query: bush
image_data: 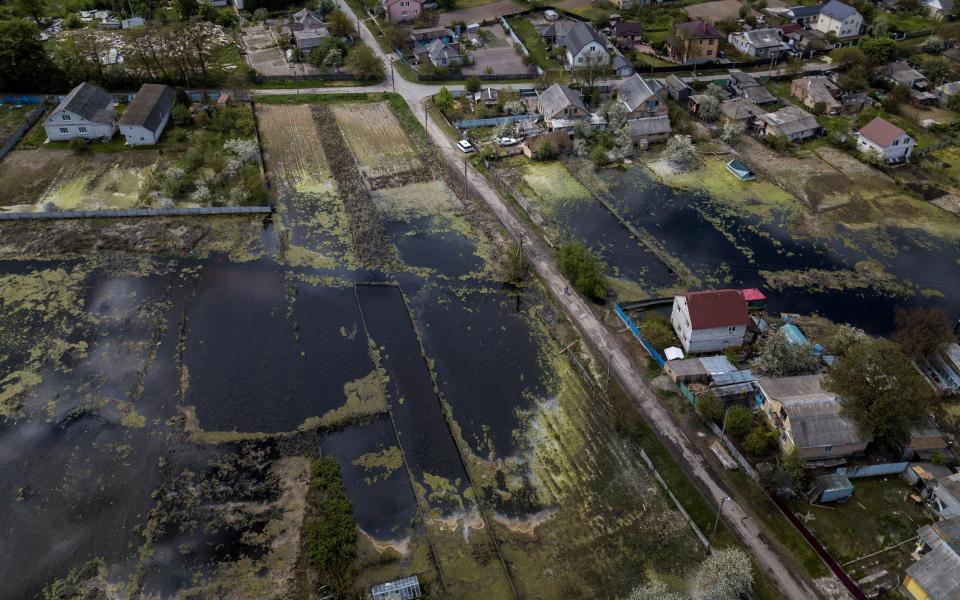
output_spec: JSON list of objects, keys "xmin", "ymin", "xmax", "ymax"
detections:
[
  {"xmin": 639, "ymin": 312, "xmax": 676, "ymax": 351},
  {"xmin": 743, "ymin": 424, "xmax": 776, "ymax": 456},
  {"xmin": 533, "ymin": 139, "xmax": 557, "ymax": 161},
  {"xmin": 305, "ymin": 457, "xmax": 357, "ymax": 595},
  {"xmin": 723, "ymin": 406, "xmax": 753, "ymax": 440},
  {"xmin": 557, "ymin": 242, "xmax": 607, "ymax": 302},
  {"xmin": 696, "ymin": 393, "xmax": 723, "ymax": 424},
  {"xmin": 590, "ymin": 144, "xmax": 610, "ymax": 167}
]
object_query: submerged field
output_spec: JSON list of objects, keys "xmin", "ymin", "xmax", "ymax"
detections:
[
  {"xmin": 0, "ymin": 95, "xmax": 705, "ymax": 599},
  {"xmin": 499, "ymin": 153, "xmax": 960, "ymax": 333}
]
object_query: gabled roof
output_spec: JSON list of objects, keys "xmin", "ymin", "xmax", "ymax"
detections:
[
  {"xmin": 612, "ymin": 55, "xmax": 632, "ymax": 70},
  {"xmin": 757, "ymin": 105, "xmax": 819, "ymax": 135},
  {"xmin": 787, "ymin": 4, "xmax": 822, "ymax": 18},
  {"xmin": 719, "ymin": 98, "xmax": 766, "ymax": 120},
  {"xmin": 538, "ymin": 84, "xmax": 587, "ymax": 119},
  {"xmin": 937, "ymin": 81, "xmax": 960, "ymax": 96},
  {"xmin": 411, "ymin": 26, "xmax": 453, "ymax": 39},
  {"xmin": 907, "ymin": 517, "xmax": 960, "ymax": 599},
  {"xmin": 680, "ymin": 289, "xmax": 750, "ymax": 329},
  {"xmin": 819, "ymin": 0, "xmax": 859, "ymax": 20},
  {"xmin": 756, "ymin": 374, "xmax": 866, "ymax": 449},
  {"xmin": 664, "ymin": 74, "xmax": 692, "ymax": 92},
  {"xmin": 563, "ymin": 21, "xmax": 605, "ymax": 56},
  {"xmin": 54, "ymin": 82, "xmax": 115, "ymax": 124},
  {"xmin": 119, "ymin": 84, "xmax": 175, "ymax": 133},
  {"xmin": 292, "ymin": 8, "xmax": 323, "ymax": 25},
  {"xmin": 628, "ymin": 115, "xmax": 670, "ymax": 136},
  {"xmin": 426, "ymin": 39, "xmax": 461, "ymax": 63},
  {"xmin": 614, "ymin": 21, "xmax": 643, "ymax": 37},
  {"xmin": 617, "ymin": 74, "xmax": 664, "ymax": 111},
  {"xmin": 857, "ymin": 116, "xmax": 908, "ymax": 147},
  {"xmin": 794, "ymin": 76, "xmax": 840, "ymax": 108},
  {"xmin": 675, "ymin": 19, "xmax": 722, "ymax": 40},
  {"xmin": 737, "ymin": 27, "xmax": 783, "ymax": 48},
  {"xmin": 540, "ymin": 20, "xmax": 577, "ymax": 41}
]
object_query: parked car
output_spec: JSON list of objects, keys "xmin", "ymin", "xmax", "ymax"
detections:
[
  {"xmin": 458, "ymin": 139, "xmax": 475, "ymax": 153},
  {"xmin": 497, "ymin": 137, "xmax": 518, "ymax": 146}
]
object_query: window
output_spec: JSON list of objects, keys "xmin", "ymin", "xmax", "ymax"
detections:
[
  {"xmin": 824, "ymin": 445, "xmax": 833, "ymax": 453},
  {"xmin": 78, "ymin": 127, "xmax": 87, "ymax": 133},
  {"xmin": 892, "ymin": 139, "xmax": 899, "ymax": 146},
  {"xmin": 59, "ymin": 127, "xmax": 69, "ymax": 134},
  {"xmin": 728, "ymin": 326, "xmax": 736, "ymax": 332},
  {"xmin": 401, "ymin": 9, "xmax": 406, "ymax": 15},
  {"xmin": 706, "ymin": 49, "xmax": 713, "ymax": 56},
  {"xmin": 62, "ymin": 114, "xmax": 71, "ymax": 121}
]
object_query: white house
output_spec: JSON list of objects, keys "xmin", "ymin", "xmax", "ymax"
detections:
[
  {"xmin": 43, "ymin": 82, "xmax": 117, "ymax": 142},
  {"xmin": 562, "ymin": 22, "xmax": 610, "ymax": 68},
  {"xmin": 118, "ymin": 84, "xmax": 175, "ymax": 146},
  {"xmin": 727, "ymin": 28, "xmax": 786, "ymax": 58},
  {"xmin": 812, "ymin": 0, "xmax": 862, "ymax": 39},
  {"xmin": 856, "ymin": 116, "xmax": 915, "ymax": 163},
  {"xmin": 670, "ymin": 289, "xmax": 754, "ymax": 354}
]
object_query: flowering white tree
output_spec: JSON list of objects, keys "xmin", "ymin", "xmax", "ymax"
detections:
[
  {"xmin": 223, "ymin": 138, "xmax": 260, "ymax": 164},
  {"xmin": 705, "ymin": 83, "xmax": 725, "ymax": 99},
  {"xmin": 607, "ymin": 124, "xmax": 635, "ymax": 162},
  {"xmin": 754, "ymin": 329, "xmax": 819, "ymax": 376},
  {"xmin": 601, "ymin": 100, "xmax": 629, "ymax": 131},
  {"xmin": 719, "ymin": 120, "xmax": 745, "ymax": 143},
  {"xmin": 503, "ymin": 100, "xmax": 527, "ymax": 116},
  {"xmin": 692, "ymin": 547, "xmax": 753, "ymax": 600},
  {"xmin": 665, "ymin": 135, "xmax": 697, "ymax": 169},
  {"xmin": 628, "ymin": 580, "xmax": 685, "ymax": 600},
  {"xmin": 697, "ymin": 95, "xmax": 720, "ymax": 122}
]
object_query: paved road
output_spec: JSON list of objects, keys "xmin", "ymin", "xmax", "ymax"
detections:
[{"xmin": 256, "ymin": 7, "xmax": 825, "ymax": 598}]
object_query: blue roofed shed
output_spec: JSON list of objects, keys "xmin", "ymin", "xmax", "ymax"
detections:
[
  {"xmin": 780, "ymin": 323, "xmax": 808, "ymax": 345},
  {"xmin": 810, "ymin": 473, "xmax": 854, "ymax": 503},
  {"xmin": 726, "ymin": 159, "xmax": 755, "ymax": 181}
]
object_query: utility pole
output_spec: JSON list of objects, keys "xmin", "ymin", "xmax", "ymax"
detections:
[
  {"xmin": 463, "ymin": 153, "xmax": 468, "ymax": 199},
  {"xmin": 423, "ymin": 102, "xmax": 429, "ymax": 145},
  {"xmin": 711, "ymin": 496, "xmax": 732, "ymax": 539},
  {"xmin": 390, "ymin": 59, "xmax": 395, "ymax": 92}
]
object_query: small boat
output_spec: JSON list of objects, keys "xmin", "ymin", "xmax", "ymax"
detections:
[{"xmin": 725, "ymin": 159, "xmax": 755, "ymax": 181}]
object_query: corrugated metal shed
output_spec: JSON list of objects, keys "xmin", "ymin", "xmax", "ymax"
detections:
[
  {"xmin": 907, "ymin": 517, "xmax": 960, "ymax": 599},
  {"xmin": 699, "ymin": 355, "xmax": 736, "ymax": 376}
]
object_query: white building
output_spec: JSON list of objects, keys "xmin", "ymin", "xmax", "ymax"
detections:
[
  {"xmin": 670, "ymin": 289, "xmax": 754, "ymax": 354},
  {"xmin": 43, "ymin": 82, "xmax": 117, "ymax": 142},
  {"xmin": 562, "ymin": 22, "xmax": 610, "ymax": 68},
  {"xmin": 856, "ymin": 116, "xmax": 915, "ymax": 163},
  {"xmin": 812, "ymin": 0, "xmax": 862, "ymax": 39},
  {"xmin": 727, "ymin": 28, "xmax": 786, "ymax": 58},
  {"xmin": 118, "ymin": 84, "xmax": 175, "ymax": 146}
]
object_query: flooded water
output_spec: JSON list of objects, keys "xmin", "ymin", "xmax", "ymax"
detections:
[{"xmin": 600, "ymin": 166, "xmax": 960, "ymax": 334}]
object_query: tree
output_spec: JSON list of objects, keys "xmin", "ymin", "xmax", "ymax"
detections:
[
  {"xmin": 781, "ymin": 447, "xmax": 806, "ymax": 485},
  {"xmin": 824, "ymin": 338, "xmax": 935, "ymax": 448},
  {"xmin": 692, "ymin": 547, "xmax": 753, "ymax": 600},
  {"xmin": 697, "ymin": 94, "xmax": 720, "ymax": 121},
  {"xmin": 533, "ymin": 139, "xmax": 556, "ymax": 161},
  {"xmin": 743, "ymin": 425, "xmax": 776, "ymax": 456},
  {"xmin": 724, "ymin": 406, "xmax": 753, "ymax": 439},
  {"xmin": 827, "ymin": 324, "xmax": 866, "ymax": 357},
  {"xmin": 704, "ymin": 83, "xmax": 725, "ymax": 99},
  {"xmin": 665, "ymin": 135, "xmax": 697, "ymax": 169},
  {"xmin": 503, "ymin": 100, "xmax": 527, "ymax": 115},
  {"xmin": 433, "ymin": 86, "xmax": 454, "ymax": 114},
  {"xmin": 328, "ymin": 8, "xmax": 356, "ymax": 37},
  {"xmin": 345, "ymin": 45, "xmax": 384, "ymax": 81},
  {"xmin": 0, "ymin": 21, "xmax": 63, "ymax": 92},
  {"xmin": 174, "ymin": 0, "xmax": 199, "ymax": 20},
  {"xmin": 838, "ymin": 65, "xmax": 868, "ymax": 92},
  {"xmin": 920, "ymin": 34, "xmax": 945, "ymax": 53},
  {"xmin": 892, "ymin": 306, "xmax": 953, "ymax": 359},
  {"xmin": 719, "ymin": 120, "xmax": 745, "ymax": 143},
  {"xmin": 754, "ymin": 329, "xmax": 819, "ymax": 376},
  {"xmin": 860, "ymin": 36, "xmax": 898, "ymax": 65},
  {"xmin": 590, "ymin": 144, "xmax": 610, "ymax": 167},
  {"xmin": 13, "ymin": 0, "xmax": 44, "ymax": 25},
  {"xmin": 571, "ymin": 51, "xmax": 608, "ymax": 100},
  {"xmin": 600, "ymin": 100, "xmax": 629, "ymax": 131},
  {"xmin": 949, "ymin": 93, "xmax": 960, "ymax": 112},
  {"xmin": 918, "ymin": 55, "xmax": 952, "ymax": 85},
  {"xmin": 557, "ymin": 242, "xmax": 606, "ymax": 301},
  {"xmin": 465, "ymin": 76, "xmax": 482, "ymax": 95},
  {"xmin": 697, "ymin": 392, "xmax": 723, "ymax": 424},
  {"xmin": 627, "ymin": 581, "xmax": 685, "ymax": 600},
  {"xmin": 309, "ymin": 36, "xmax": 347, "ymax": 68},
  {"xmin": 323, "ymin": 48, "xmax": 344, "ymax": 71},
  {"xmin": 640, "ymin": 312, "xmax": 676, "ymax": 351},
  {"xmin": 830, "ymin": 47, "xmax": 866, "ymax": 68}
]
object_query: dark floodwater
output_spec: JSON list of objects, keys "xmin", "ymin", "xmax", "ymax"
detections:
[
  {"xmin": 385, "ymin": 215, "xmax": 484, "ymax": 278},
  {"xmin": 599, "ymin": 167, "xmax": 960, "ymax": 334},
  {"xmin": 552, "ymin": 197, "xmax": 678, "ymax": 291},
  {"xmin": 183, "ymin": 258, "xmax": 376, "ymax": 433},
  {"xmin": 413, "ymin": 286, "xmax": 547, "ymax": 460},
  {"xmin": 355, "ymin": 284, "xmax": 468, "ymax": 496}
]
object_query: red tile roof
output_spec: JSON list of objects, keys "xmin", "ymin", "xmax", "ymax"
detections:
[
  {"xmin": 682, "ymin": 289, "xmax": 751, "ymax": 329},
  {"xmin": 741, "ymin": 288, "xmax": 767, "ymax": 302},
  {"xmin": 857, "ymin": 116, "xmax": 906, "ymax": 147}
]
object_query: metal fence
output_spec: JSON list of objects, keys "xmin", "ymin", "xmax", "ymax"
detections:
[
  {"xmin": 0, "ymin": 206, "xmax": 272, "ymax": 221},
  {"xmin": 638, "ymin": 448, "xmax": 713, "ymax": 550},
  {"xmin": 454, "ymin": 114, "xmax": 542, "ymax": 129},
  {"xmin": 486, "ymin": 162, "xmax": 546, "ymax": 228},
  {"xmin": 836, "ymin": 462, "xmax": 908, "ymax": 479},
  {"xmin": 614, "ymin": 304, "xmax": 666, "ymax": 367},
  {"xmin": 0, "ymin": 104, "xmax": 46, "ymax": 162}
]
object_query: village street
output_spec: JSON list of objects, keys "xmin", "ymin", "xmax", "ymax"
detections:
[{"xmin": 251, "ymin": 7, "xmax": 827, "ymax": 597}]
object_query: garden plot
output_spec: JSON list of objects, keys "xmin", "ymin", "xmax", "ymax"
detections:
[
  {"xmin": 0, "ymin": 148, "xmax": 163, "ymax": 211},
  {"xmin": 330, "ymin": 102, "xmax": 424, "ymax": 181},
  {"xmin": 257, "ymin": 104, "xmax": 334, "ymax": 196}
]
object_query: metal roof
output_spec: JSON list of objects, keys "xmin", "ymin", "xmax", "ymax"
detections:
[
  {"xmin": 53, "ymin": 82, "xmax": 115, "ymax": 124},
  {"xmin": 820, "ymin": 0, "xmax": 859, "ymax": 20},
  {"xmin": 538, "ymin": 84, "xmax": 587, "ymax": 120},
  {"xmin": 909, "ymin": 518, "xmax": 960, "ymax": 599},
  {"xmin": 628, "ymin": 115, "xmax": 670, "ymax": 136},
  {"xmin": 857, "ymin": 116, "xmax": 907, "ymax": 147},
  {"xmin": 699, "ymin": 355, "xmax": 736, "ymax": 376},
  {"xmin": 787, "ymin": 4, "xmax": 822, "ymax": 18},
  {"xmin": 617, "ymin": 74, "xmax": 664, "ymax": 111},
  {"xmin": 757, "ymin": 105, "xmax": 819, "ymax": 136},
  {"xmin": 714, "ymin": 381, "xmax": 757, "ymax": 397},
  {"xmin": 119, "ymin": 84, "xmax": 174, "ymax": 133},
  {"xmin": 712, "ymin": 369, "xmax": 755, "ymax": 387},
  {"xmin": 563, "ymin": 21, "xmax": 606, "ymax": 56},
  {"xmin": 738, "ymin": 27, "xmax": 783, "ymax": 48},
  {"xmin": 371, "ymin": 576, "xmax": 422, "ymax": 600}
]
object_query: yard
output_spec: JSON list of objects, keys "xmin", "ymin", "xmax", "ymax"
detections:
[
  {"xmin": 788, "ymin": 477, "xmax": 935, "ymax": 591},
  {"xmin": 685, "ymin": 0, "xmax": 757, "ymax": 23},
  {"xmin": 437, "ymin": 0, "xmax": 526, "ymax": 27},
  {"xmin": 881, "ymin": 10, "xmax": 937, "ymax": 33},
  {"xmin": 507, "ymin": 18, "xmax": 562, "ymax": 70},
  {"xmin": 462, "ymin": 24, "xmax": 536, "ymax": 77},
  {"xmin": 0, "ymin": 104, "xmax": 37, "ymax": 140},
  {"xmin": 0, "ymin": 104, "xmax": 266, "ymax": 211}
]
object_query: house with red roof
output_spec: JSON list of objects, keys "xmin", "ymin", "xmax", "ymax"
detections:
[
  {"xmin": 856, "ymin": 116, "xmax": 915, "ymax": 163},
  {"xmin": 665, "ymin": 19, "xmax": 722, "ymax": 64},
  {"xmin": 670, "ymin": 289, "xmax": 755, "ymax": 353}
]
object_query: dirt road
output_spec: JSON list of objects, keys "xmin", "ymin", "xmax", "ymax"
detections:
[{"xmin": 254, "ymin": 6, "xmax": 825, "ymax": 597}]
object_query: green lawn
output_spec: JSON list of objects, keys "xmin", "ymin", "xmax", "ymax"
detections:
[
  {"xmin": 0, "ymin": 104, "xmax": 37, "ymax": 139},
  {"xmin": 787, "ymin": 477, "xmax": 934, "ymax": 581},
  {"xmin": 633, "ymin": 52, "xmax": 674, "ymax": 68},
  {"xmin": 508, "ymin": 18, "xmax": 561, "ymax": 70},
  {"xmin": 882, "ymin": 11, "xmax": 937, "ymax": 33}
]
